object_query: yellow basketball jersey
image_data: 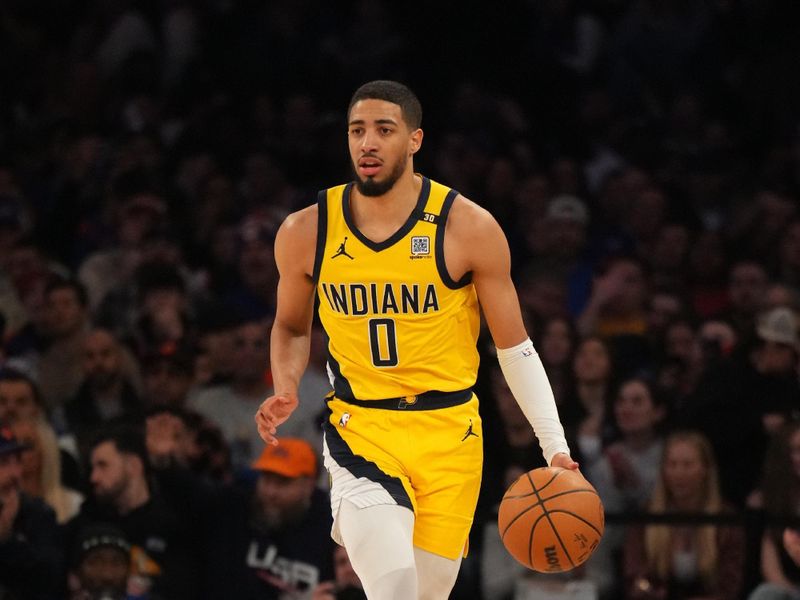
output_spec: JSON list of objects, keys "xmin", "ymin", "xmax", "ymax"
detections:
[{"xmin": 314, "ymin": 176, "xmax": 480, "ymax": 400}]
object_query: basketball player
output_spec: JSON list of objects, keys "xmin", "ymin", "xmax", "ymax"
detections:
[{"xmin": 255, "ymin": 80, "xmax": 578, "ymax": 599}]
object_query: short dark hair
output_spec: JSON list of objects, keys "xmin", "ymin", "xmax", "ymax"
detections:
[
  {"xmin": 348, "ymin": 80, "xmax": 422, "ymax": 130},
  {"xmin": 89, "ymin": 424, "xmax": 150, "ymax": 476},
  {"xmin": 44, "ymin": 276, "xmax": 89, "ymax": 308},
  {"xmin": 0, "ymin": 367, "xmax": 44, "ymax": 409}
]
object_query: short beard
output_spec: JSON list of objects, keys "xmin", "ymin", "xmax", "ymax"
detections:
[
  {"xmin": 251, "ymin": 495, "xmax": 311, "ymax": 532},
  {"xmin": 352, "ymin": 154, "xmax": 407, "ymax": 197}
]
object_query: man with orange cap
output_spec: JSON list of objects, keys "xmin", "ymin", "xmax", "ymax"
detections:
[{"xmin": 205, "ymin": 437, "xmax": 334, "ymax": 600}]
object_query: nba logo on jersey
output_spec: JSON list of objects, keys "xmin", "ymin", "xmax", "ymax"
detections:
[
  {"xmin": 411, "ymin": 236, "xmax": 430, "ymax": 256},
  {"xmin": 339, "ymin": 412, "xmax": 351, "ymax": 427}
]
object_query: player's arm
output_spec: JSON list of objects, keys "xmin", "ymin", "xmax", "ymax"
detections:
[
  {"xmin": 255, "ymin": 205, "xmax": 317, "ymax": 445},
  {"xmin": 447, "ymin": 197, "xmax": 576, "ymax": 468}
]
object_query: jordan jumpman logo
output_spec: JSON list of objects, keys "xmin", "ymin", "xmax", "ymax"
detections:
[
  {"xmin": 331, "ymin": 236, "xmax": 355, "ymax": 259},
  {"xmin": 461, "ymin": 419, "xmax": 479, "ymax": 441}
]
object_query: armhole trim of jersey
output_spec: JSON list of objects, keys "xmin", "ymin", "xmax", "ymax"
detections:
[
  {"xmin": 312, "ymin": 190, "xmax": 328, "ymax": 283},
  {"xmin": 435, "ymin": 189, "xmax": 472, "ymax": 289}
]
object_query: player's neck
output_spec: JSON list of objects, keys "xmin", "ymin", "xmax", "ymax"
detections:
[{"xmin": 351, "ymin": 171, "xmax": 421, "ymax": 226}]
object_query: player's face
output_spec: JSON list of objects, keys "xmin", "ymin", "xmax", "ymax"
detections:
[{"xmin": 348, "ymin": 99, "xmax": 422, "ymax": 197}]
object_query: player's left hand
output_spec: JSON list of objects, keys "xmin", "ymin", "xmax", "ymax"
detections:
[{"xmin": 550, "ymin": 452, "xmax": 580, "ymax": 470}]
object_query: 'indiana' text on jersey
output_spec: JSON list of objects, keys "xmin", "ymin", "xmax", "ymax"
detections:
[{"xmin": 314, "ymin": 176, "xmax": 480, "ymax": 400}]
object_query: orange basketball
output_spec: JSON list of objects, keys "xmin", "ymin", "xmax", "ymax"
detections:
[{"xmin": 497, "ymin": 467, "xmax": 604, "ymax": 573}]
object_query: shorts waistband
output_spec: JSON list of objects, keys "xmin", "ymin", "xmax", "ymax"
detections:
[{"xmin": 330, "ymin": 388, "xmax": 473, "ymax": 410}]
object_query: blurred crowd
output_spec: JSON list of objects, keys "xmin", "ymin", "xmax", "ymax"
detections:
[{"xmin": 1, "ymin": 0, "xmax": 799, "ymax": 599}]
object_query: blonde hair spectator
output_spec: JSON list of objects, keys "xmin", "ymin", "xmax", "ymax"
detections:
[
  {"xmin": 623, "ymin": 430, "xmax": 745, "ymax": 599},
  {"xmin": 644, "ymin": 431, "xmax": 723, "ymax": 589},
  {"xmin": 10, "ymin": 417, "xmax": 83, "ymax": 524}
]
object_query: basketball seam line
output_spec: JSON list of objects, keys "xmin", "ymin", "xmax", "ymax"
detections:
[
  {"xmin": 527, "ymin": 469, "xmax": 577, "ymax": 570},
  {"xmin": 503, "ymin": 487, "xmax": 598, "ymax": 500}
]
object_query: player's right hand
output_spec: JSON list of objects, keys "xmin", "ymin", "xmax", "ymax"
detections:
[{"xmin": 255, "ymin": 392, "xmax": 298, "ymax": 445}]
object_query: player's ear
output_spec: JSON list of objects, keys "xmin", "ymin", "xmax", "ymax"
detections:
[{"xmin": 410, "ymin": 128, "xmax": 423, "ymax": 155}]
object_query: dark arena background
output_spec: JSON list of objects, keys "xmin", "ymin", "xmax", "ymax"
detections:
[{"xmin": 1, "ymin": 1, "xmax": 799, "ymax": 599}]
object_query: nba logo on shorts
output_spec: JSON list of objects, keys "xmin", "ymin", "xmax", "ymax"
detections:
[
  {"xmin": 339, "ymin": 412, "xmax": 351, "ymax": 427},
  {"xmin": 411, "ymin": 236, "xmax": 430, "ymax": 256}
]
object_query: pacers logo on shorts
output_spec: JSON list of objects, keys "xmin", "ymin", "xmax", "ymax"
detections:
[{"xmin": 339, "ymin": 412, "xmax": 351, "ymax": 428}]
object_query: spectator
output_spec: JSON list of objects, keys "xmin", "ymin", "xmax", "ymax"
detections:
[
  {"xmin": 658, "ymin": 318, "xmax": 702, "ymax": 400},
  {"xmin": 34, "ymin": 277, "xmax": 92, "ymax": 410},
  {"xmin": 645, "ymin": 290, "xmax": 686, "ymax": 348},
  {"xmin": 747, "ymin": 421, "xmax": 800, "ymax": 600},
  {"xmin": 0, "ymin": 366, "xmax": 45, "ymax": 424},
  {"xmin": 188, "ymin": 317, "xmax": 272, "ymax": 471},
  {"xmin": 488, "ymin": 364, "xmax": 548, "ymax": 485},
  {"xmin": 190, "ymin": 317, "xmax": 325, "ymax": 471},
  {"xmin": 77, "ymin": 179, "xmax": 170, "ymax": 312},
  {"xmin": 647, "ymin": 223, "xmax": 692, "ymax": 292},
  {"xmin": 204, "ymin": 437, "xmax": 335, "ymax": 599},
  {"xmin": 221, "ymin": 219, "xmax": 279, "ymax": 321},
  {"xmin": 140, "ymin": 346, "xmax": 196, "ymax": 410},
  {"xmin": 687, "ymin": 231, "xmax": 729, "ymax": 319},
  {"xmin": 312, "ymin": 546, "xmax": 366, "ymax": 600},
  {"xmin": 0, "ymin": 367, "xmax": 83, "ymax": 491},
  {"xmin": 725, "ymin": 260, "xmax": 770, "ymax": 339},
  {"xmin": 536, "ymin": 316, "xmax": 577, "ymax": 406},
  {"xmin": 623, "ymin": 430, "xmax": 745, "ymax": 600},
  {"xmin": 589, "ymin": 377, "xmax": 668, "ymax": 513},
  {"xmin": 68, "ymin": 522, "xmax": 137, "ymax": 600},
  {"xmin": 540, "ymin": 194, "xmax": 591, "ymax": 273},
  {"xmin": 66, "ymin": 328, "xmax": 143, "ymax": 459},
  {"xmin": 2, "ymin": 240, "xmax": 71, "ymax": 364},
  {"xmin": 126, "ymin": 261, "xmax": 195, "ymax": 358},
  {"xmin": 0, "ymin": 426, "xmax": 63, "ymax": 600},
  {"xmin": 691, "ymin": 306, "xmax": 799, "ymax": 506},
  {"xmin": 10, "ymin": 418, "xmax": 83, "ymax": 523},
  {"xmin": 192, "ymin": 306, "xmax": 240, "ymax": 388},
  {"xmin": 576, "ymin": 256, "xmax": 652, "ymax": 377},
  {"xmin": 145, "ymin": 408, "xmax": 232, "ymax": 484},
  {"xmin": 69, "ymin": 425, "xmax": 201, "ymax": 600},
  {"xmin": 560, "ymin": 336, "xmax": 616, "ymax": 469}
]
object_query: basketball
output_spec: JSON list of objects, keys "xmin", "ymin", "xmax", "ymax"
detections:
[{"xmin": 498, "ymin": 467, "xmax": 604, "ymax": 573}]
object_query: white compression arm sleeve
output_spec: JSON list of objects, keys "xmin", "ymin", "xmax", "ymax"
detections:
[{"xmin": 496, "ymin": 338, "xmax": 570, "ymax": 465}]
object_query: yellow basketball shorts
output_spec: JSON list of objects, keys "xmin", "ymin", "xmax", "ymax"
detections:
[{"xmin": 322, "ymin": 390, "xmax": 483, "ymax": 560}]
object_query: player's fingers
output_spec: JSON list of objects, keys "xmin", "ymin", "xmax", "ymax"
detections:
[
  {"xmin": 256, "ymin": 422, "xmax": 278, "ymax": 445},
  {"xmin": 256, "ymin": 414, "xmax": 277, "ymax": 436}
]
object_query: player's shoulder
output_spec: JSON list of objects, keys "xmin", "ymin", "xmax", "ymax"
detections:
[
  {"xmin": 274, "ymin": 204, "xmax": 319, "ymax": 268},
  {"xmin": 277, "ymin": 203, "xmax": 318, "ymax": 241},
  {"xmin": 447, "ymin": 193, "xmax": 504, "ymax": 240}
]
